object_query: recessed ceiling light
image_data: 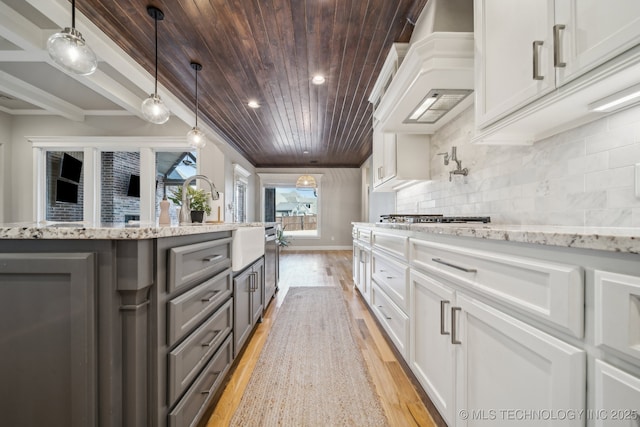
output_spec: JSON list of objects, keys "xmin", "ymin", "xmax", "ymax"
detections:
[
  {"xmin": 303, "ymin": 150, "xmax": 309, "ymax": 154},
  {"xmin": 312, "ymin": 75, "xmax": 326, "ymax": 85},
  {"xmin": 248, "ymin": 100, "xmax": 260, "ymax": 108}
]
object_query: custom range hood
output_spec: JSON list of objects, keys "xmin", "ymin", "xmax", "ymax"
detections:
[{"xmin": 370, "ymin": 0, "xmax": 474, "ymax": 134}]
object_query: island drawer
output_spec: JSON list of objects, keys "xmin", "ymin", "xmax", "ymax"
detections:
[
  {"xmin": 167, "ymin": 268, "xmax": 232, "ymax": 346},
  {"xmin": 372, "ymin": 251, "xmax": 409, "ymax": 314},
  {"xmin": 168, "ymin": 237, "xmax": 232, "ymax": 293},
  {"xmin": 168, "ymin": 298, "xmax": 233, "ymax": 405},
  {"xmin": 168, "ymin": 334, "xmax": 233, "ymax": 427},
  {"xmin": 409, "ymin": 238, "xmax": 584, "ymax": 338}
]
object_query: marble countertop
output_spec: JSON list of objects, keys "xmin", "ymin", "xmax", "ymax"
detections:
[
  {"xmin": 352, "ymin": 222, "xmax": 640, "ymax": 254},
  {"xmin": 0, "ymin": 222, "xmax": 266, "ymax": 240}
]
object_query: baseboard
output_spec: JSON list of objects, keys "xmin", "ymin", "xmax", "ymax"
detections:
[{"xmin": 281, "ymin": 245, "xmax": 352, "ymax": 251}]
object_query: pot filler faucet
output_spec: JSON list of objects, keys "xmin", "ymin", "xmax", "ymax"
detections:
[
  {"xmin": 437, "ymin": 146, "xmax": 469, "ymax": 182},
  {"xmin": 179, "ymin": 174, "xmax": 220, "ymax": 224}
]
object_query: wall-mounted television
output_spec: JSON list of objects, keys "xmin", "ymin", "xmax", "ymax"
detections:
[
  {"xmin": 127, "ymin": 174, "xmax": 140, "ymax": 197},
  {"xmin": 59, "ymin": 153, "xmax": 83, "ymax": 183},
  {"xmin": 55, "ymin": 179, "xmax": 79, "ymax": 203}
]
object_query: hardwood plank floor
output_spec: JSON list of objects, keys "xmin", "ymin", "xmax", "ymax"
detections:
[{"xmin": 205, "ymin": 250, "xmax": 436, "ymax": 426}]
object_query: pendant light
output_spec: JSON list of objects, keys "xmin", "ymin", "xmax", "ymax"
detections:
[
  {"xmin": 141, "ymin": 6, "xmax": 171, "ymax": 124},
  {"xmin": 186, "ymin": 62, "xmax": 207, "ymax": 148},
  {"xmin": 296, "ymin": 174, "xmax": 317, "ymax": 188},
  {"xmin": 47, "ymin": 0, "xmax": 97, "ymax": 76}
]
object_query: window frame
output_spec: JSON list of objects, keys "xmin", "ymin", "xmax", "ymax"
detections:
[{"xmin": 233, "ymin": 163, "xmax": 251, "ymax": 223}]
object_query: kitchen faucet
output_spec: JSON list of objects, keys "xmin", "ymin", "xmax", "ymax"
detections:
[
  {"xmin": 179, "ymin": 174, "xmax": 220, "ymax": 224},
  {"xmin": 437, "ymin": 146, "xmax": 469, "ymax": 182}
]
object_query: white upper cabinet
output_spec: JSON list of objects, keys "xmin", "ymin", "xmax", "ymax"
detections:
[
  {"xmin": 475, "ymin": 0, "xmax": 556, "ymax": 128},
  {"xmin": 556, "ymin": 0, "xmax": 640, "ymax": 86},
  {"xmin": 474, "ymin": 0, "xmax": 640, "ymax": 144}
]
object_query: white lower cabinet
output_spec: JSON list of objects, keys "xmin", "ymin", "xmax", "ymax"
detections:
[
  {"xmin": 410, "ymin": 270, "xmax": 456, "ymax": 425},
  {"xmin": 594, "ymin": 360, "xmax": 640, "ymax": 427},
  {"xmin": 357, "ymin": 247, "xmax": 371, "ymax": 303},
  {"xmin": 455, "ymin": 293, "xmax": 586, "ymax": 427},
  {"xmin": 411, "ymin": 269, "xmax": 586, "ymax": 427}
]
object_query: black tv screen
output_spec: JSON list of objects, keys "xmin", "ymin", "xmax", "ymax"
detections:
[
  {"xmin": 127, "ymin": 174, "xmax": 140, "ymax": 197},
  {"xmin": 55, "ymin": 179, "xmax": 78, "ymax": 203},
  {"xmin": 59, "ymin": 153, "xmax": 82, "ymax": 183}
]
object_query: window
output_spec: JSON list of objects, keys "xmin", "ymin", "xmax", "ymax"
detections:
[
  {"xmin": 233, "ymin": 164, "xmax": 251, "ymax": 223},
  {"xmin": 259, "ymin": 173, "xmax": 322, "ymax": 239}
]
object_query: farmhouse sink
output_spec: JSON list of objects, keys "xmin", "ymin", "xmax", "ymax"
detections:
[{"xmin": 232, "ymin": 226, "xmax": 265, "ymax": 272}]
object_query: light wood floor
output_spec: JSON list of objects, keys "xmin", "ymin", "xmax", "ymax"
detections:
[{"xmin": 205, "ymin": 250, "xmax": 436, "ymax": 427}]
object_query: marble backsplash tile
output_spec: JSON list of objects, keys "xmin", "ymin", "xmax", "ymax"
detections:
[{"xmin": 396, "ymin": 104, "xmax": 640, "ymax": 227}]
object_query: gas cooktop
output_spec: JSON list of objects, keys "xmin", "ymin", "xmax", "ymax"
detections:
[{"xmin": 380, "ymin": 214, "xmax": 491, "ymax": 224}]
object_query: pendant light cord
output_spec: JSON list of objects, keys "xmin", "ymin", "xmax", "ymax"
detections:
[
  {"xmin": 71, "ymin": 0, "xmax": 76, "ymax": 28},
  {"xmin": 195, "ymin": 68, "xmax": 199, "ymax": 127},
  {"xmin": 154, "ymin": 14, "xmax": 158, "ymax": 95}
]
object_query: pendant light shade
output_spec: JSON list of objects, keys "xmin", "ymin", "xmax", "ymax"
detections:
[
  {"xmin": 187, "ymin": 62, "xmax": 207, "ymax": 148},
  {"xmin": 47, "ymin": 0, "xmax": 97, "ymax": 76},
  {"xmin": 296, "ymin": 175, "xmax": 317, "ymax": 188},
  {"xmin": 141, "ymin": 6, "xmax": 170, "ymax": 124}
]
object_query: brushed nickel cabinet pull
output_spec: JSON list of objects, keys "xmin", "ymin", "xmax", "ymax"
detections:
[
  {"xmin": 432, "ymin": 258, "xmax": 477, "ymax": 273},
  {"xmin": 203, "ymin": 254, "xmax": 223, "ymax": 262},
  {"xmin": 553, "ymin": 24, "xmax": 566, "ymax": 67},
  {"xmin": 201, "ymin": 330, "xmax": 221, "ymax": 347},
  {"xmin": 451, "ymin": 307, "xmax": 462, "ymax": 345},
  {"xmin": 201, "ymin": 390, "xmax": 210, "ymax": 395},
  {"xmin": 533, "ymin": 40, "xmax": 544, "ymax": 80},
  {"xmin": 440, "ymin": 300, "xmax": 450, "ymax": 335},
  {"xmin": 201, "ymin": 290, "xmax": 220, "ymax": 302}
]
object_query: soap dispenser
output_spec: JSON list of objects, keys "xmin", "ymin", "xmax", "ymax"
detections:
[{"xmin": 159, "ymin": 185, "xmax": 171, "ymax": 226}]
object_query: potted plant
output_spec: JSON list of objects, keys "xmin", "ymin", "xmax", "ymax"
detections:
[
  {"xmin": 275, "ymin": 226, "xmax": 291, "ymax": 247},
  {"xmin": 169, "ymin": 186, "xmax": 211, "ymax": 223}
]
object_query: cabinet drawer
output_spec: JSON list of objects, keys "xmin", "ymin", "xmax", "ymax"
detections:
[
  {"xmin": 595, "ymin": 271, "xmax": 640, "ymax": 363},
  {"xmin": 168, "ymin": 268, "xmax": 232, "ymax": 346},
  {"xmin": 168, "ymin": 238, "xmax": 232, "ymax": 293},
  {"xmin": 357, "ymin": 228, "xmax": 372, "ymax": 245},
  {"xmin": 168, "ymin": 334, "xmax": 233, "ymax": 427},
  {"xmin": 168, "ymin": 299, "xmax": 233, "ymax": 405},
  {"xmin": 410, "ymin": 238, "xmax": 584, "ymax": 338},
  {"xmin": 371, "ymin": 282, "xmax": 409, "ymax": 360},
  {"xmin": 372, "ymin": 251, "xmax": 409, "ymax": 313},
  {"xmin": 372, "ymin": 231, "xmax": 408, "ymax": 259}
]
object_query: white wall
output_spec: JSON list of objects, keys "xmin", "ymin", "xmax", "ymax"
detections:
[
  {"xmin": 256, "ymin": 167, "xmax": 361, "ymax": 248},
  {"xmin": 396, "ymin": 105, "xmax": 640, "ymax": 227},
  {"xmin": 0, "ymin": 111, "xmax": 11, "ymax": 223}
]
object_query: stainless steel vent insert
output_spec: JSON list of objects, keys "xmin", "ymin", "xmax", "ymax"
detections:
[{"xmin": 404, "ymin": 89, "xmax": 473, "ymax": 124}]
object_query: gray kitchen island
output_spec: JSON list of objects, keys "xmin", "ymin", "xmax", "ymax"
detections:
[{"xmin": 0, "ymin": 222, "xmax": 263, "ymax": 427}]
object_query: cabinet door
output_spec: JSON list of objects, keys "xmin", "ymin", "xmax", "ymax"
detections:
[
  {"xmin": 372, "ymin": 125, "xmax": 385, "ymax": 187},
  {"xmin": 410, "ymin": 270, "xmax": 456, "ymax": 426},
  {"xmin": 475, "ymin": 0, "xmax": 556, "ymax": 128},
  {"xmin": 455, "ymin": 293, "xmax": 585, "ymax": 427},
  {"xmin": 593, "ymin": 360, "xmax": 640, "ymax": 427},
  {"xmin": 0, "ymin": 253, "xmax": 96, "ymax": 427},
  {"xmin": 233, "ymin": 268, "xmax": 252, "ymax": 357},
  {"xmin": 353, "ymin": 243, "xmax": 360, "ymax": 285},
  {"xmin": 251, "ymin": 259, "xmax": 264, "ymax": 325},
  {"xmin": 382, "ymin": 132, "xmax": 397, "ymax": 182},
  {"xmin": 556, "ymin": 0, "xmax": 640, "ymax": 86}
]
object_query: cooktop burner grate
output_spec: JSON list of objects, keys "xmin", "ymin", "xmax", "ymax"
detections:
[{"xmin": 380, "ymin": 214, "xmax": 491, "ymax": 224}]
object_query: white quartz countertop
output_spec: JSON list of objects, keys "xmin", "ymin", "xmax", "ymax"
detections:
[
  {"xmin": 0, "ymin": 222, "xmax": 266, "ymax": 240},
  {"xmin": 352, "ymin": 222, "xmax": 640, "ymax": 254}
]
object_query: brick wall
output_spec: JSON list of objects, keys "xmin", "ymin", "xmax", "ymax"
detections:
[{"xmin": 101, "ymin": 151, "xmax": 140, "ymax": 223}]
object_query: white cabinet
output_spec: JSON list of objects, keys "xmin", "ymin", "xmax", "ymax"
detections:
[
  {"xmin": 594, "ymin": 270, "xmax": 640, "ymax": 363},
  {"xmin": 357, "ymin": 247, "xmax": 371, "ymax": 303},
  {"xmin": 410, "ymin": 270, "xmax": 456, "ymax": 425},
  {"xmin": 475, "ymin": 0, "xmax": 556, "ymax": 128},
  {"xmin": 371, "ymin": 124, "xmax": 430, "ymax": 192},
  {"xmin": 454, "ymin": 293, "xmax": 585, "ymax": 427},
  {"xmin": 474, "ymin": 0, "xmax": 640, "ymax": 144},
  {"xmin": 594, "ymin": 360, "xmax": 640, "ymax": 427},
  {"xmin": 556, "ymin": 0, "xmax": 640, "ymax": 86},
  {"xmin": 411, "ymin": 268, "xmax": 585, "ymax": 427}
]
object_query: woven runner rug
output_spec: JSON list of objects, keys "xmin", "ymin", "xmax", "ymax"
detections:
[{"xmin": 230, "ymin": 286, "xmax": 389, "ymax": 426}]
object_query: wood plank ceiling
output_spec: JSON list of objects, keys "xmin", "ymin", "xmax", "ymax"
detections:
[{"xmin": 77, "ymin": 0, "xmax": 428, "ymax": 167}]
